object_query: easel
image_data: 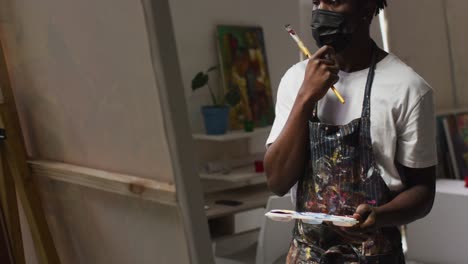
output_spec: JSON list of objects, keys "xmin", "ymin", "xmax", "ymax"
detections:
[
  {"xmin": 0, "ymin": 197, "xmax": 14, "ymax": 264},
  {"xmin": 0, "ymin": 34, "xmax": 60, "ymax": 263}
]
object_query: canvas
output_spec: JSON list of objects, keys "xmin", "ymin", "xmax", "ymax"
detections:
[{"xmin": 216, "ymin": 25, "xmax": 275, "ymax": 130}]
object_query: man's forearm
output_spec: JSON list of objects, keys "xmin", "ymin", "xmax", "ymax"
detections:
[
  {"xmin": 264, "ymin": 93, "xmax": 315, "ymax": 196},
  {"xmin": 375, "ymin": 183, "xmax": 435, "ymax": 228}
]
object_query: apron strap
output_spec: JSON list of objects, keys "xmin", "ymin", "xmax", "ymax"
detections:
[
  {"xmin": 359, "ymin": 42, "xmax": 380, "ymax": 173},
  {"xmin": 361, "ymin": 42, "xmax": 378, "ymax": 119}
]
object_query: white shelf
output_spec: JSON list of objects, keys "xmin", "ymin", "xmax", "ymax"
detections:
[
  {"xmin": 193, "ymin": 126, "xmax": 271, "ymax": 142},
  {"xmin": 199, "ymin": 166, "xmax": 266, "ymax": 183},
  {"xmin": 436, "ymin": 179, "xmax": 468, "ymax": 196}
]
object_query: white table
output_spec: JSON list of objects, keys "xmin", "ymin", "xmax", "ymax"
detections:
[{"xmin": 406, "ymin": 179, "xmax": 468, "ymax": 264}]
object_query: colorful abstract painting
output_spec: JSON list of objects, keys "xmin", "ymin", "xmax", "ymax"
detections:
[
  {"xmin": 443, "ymin": 113, "xmax": 468, "ymax": 179},
  {"xmin": 216, "ymin": 25, "xmax": 275, "ymax": 129},
  {"xmin": 436, "ymin": 115, "xmax": 455, "ymax": 179}
]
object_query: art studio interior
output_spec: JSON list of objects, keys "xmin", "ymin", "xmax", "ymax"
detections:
[{"xmin": 0, "ymin": 0, "xmax": 466, "ymax": 264}]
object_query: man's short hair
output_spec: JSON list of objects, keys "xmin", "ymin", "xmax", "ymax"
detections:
[{"xmin": 375, "ymin": 0, "xmax": 387, "ymax": 15}]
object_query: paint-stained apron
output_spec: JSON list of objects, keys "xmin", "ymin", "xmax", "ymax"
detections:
[{"xmin": 287, "ymin": 44, "xmax": 405, "ymax": 264}]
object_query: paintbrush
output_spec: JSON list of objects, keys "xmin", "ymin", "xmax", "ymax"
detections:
[{"xmin": 284, "ymin": 24, "xmax": 345, "ymax": 104}]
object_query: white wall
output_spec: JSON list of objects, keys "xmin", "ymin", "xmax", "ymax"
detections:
[
  {"xmin": 445, "ymin": 0, "xmax": 468, "ymax": 108},
  {"xmin": 168, "ymin": 0, "xmax": 301, "ymax": 133},
  {"xmin": 385, "ymin": 1, "xmax": 456, "ymax": 111}
]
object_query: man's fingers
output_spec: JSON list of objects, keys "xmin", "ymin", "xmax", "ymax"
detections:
[
  {"xmin": 320, "ymin": 61, "xmax": 340, "ymax": 75},
  {"xmin": 318, "ymin": 59, "xmax": 335, "ymax": 65},
  {"xmin": 360, "ymin": 215, "xmax": 376, "ymax": 230},
  {"xmin": 326, "ymin": 65, "xmax": 340, "ymax": 74},
  {"xmin": 352, "ymin": 213, "xmax": 362, "ymax": 221},
  {"xmin": 355, "ymin": 204, "xmax": 371, "ymax": 219},
  {"xmin": 330, "ymin": 74, "xmax": 339, "ymax": 85},
  {"xmin": 327, "ymin": 49, "xmax": 337, "ymax": 65},
  {"xmin": 312, "ymin": 45, "xmax": 335, "ymax": 60}
]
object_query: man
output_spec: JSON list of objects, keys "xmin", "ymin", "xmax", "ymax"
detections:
[{"xmin": 264, "ymin": 0, "xmax": 437, "ymax": 263}]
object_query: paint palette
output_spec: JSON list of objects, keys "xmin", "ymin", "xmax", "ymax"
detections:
[{"xmin": 265, "ymin": 210, "xmax": 359, "ymax": 227}]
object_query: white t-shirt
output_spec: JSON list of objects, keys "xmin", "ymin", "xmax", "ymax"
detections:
[{"xmin": 266, "ymin": 53, "xmax": 437, "ymax": 203}]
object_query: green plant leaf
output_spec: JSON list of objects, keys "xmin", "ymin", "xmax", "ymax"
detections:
[
  {"xmin": 225, "ymin": 87, "xmax": 241, "ymax": 107},
  {"xmin": 191, "ymin": 72, "xmax": 209, "ymax": 90}
]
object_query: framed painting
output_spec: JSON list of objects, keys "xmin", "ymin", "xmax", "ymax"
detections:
[
  {"xmin": 216, "ymin": 25, "xmax": 275, "ymax": 130},
  {"xmin": 443, "ymin": 113, "xmax": 468, "ymax": 179}
]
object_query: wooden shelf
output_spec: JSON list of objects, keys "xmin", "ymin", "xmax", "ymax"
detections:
[
  {"xmin": 200, "ymin": 166, "xmax": 265, "ymax": 182},
  {"xmin": 192, "ymin": 126, "xmax": 271, "ymax": 142},
  {"xmin": 200, "ymin": 165, "xmax": 267, "ymax": 194},
  {"xmin": 204, "ymin": 185, "xmax": 271, "ymax": 219},
  {"xmin": 202, "ymin": 178, "xmax": 267, "ymax": 194}
]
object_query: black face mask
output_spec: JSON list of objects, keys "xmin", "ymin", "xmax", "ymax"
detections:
[{"xmin": 311, "ymin": 9, "xmax": 354, "ymax": 53}]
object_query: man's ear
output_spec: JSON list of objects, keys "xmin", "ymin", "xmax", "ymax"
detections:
[{"xmin": 363, "ymin": 0, "xmax": 377, "ymax": 22}]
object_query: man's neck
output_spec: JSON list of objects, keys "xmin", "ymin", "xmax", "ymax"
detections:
[{"xmin": 336, "ymin": 37, "xmax": 376, "ymax": 73}]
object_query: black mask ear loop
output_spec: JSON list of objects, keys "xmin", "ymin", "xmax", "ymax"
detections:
[{"xmin": 312, "ymin": 2, "xmax": 319, "ymax": 11}]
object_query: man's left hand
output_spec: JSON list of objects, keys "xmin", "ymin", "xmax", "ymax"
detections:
[
  {"xmin": 327, "ymin": 204, "xmax": 380, "ymax": 242},
  {"xmin": 352, "ymin": 204, "xmax": 379, "ymax": 233}
]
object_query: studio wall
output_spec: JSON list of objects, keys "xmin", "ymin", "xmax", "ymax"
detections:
[{"xmin": 385, "ymin": 0, "xmax": 456, "ymax": 111}]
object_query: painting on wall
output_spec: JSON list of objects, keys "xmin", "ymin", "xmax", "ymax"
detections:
[
  {"xmin": 216, "ymin": 25, "xmax": 275, "ymax": 130},
  {"xmin": 436, "ymin": 115, "xmax": 454, "ymax": 179},
  {"xmin": 443, "ymin": 113, "xmax": 468, "ymax": 180}
]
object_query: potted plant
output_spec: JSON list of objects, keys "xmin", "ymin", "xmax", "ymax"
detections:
[{"xmin": 192, "ymin": 66, "xmax": 240, "ymax": 135}]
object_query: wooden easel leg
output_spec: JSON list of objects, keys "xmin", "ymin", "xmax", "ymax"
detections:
[
  {"xmin": 0, "ymin": 149, "xmax": 25, "ymax": 264},
  {"xmin": 0, "ymin": 36, "xmax": 60, "ymax": 264},
  {"xmin": 0, "ymin": 121, "xmax": 61, "ymax": 264},
  {"xmin": 0, "ymin": 202, "xmax": 14, "ymax": 264}
]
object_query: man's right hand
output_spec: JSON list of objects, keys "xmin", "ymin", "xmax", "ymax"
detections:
[
  {"xmin": 264, "ymin": 46, "xmax": 339, "ymax": 196},
  {"xmin": 299, "ymin": 45, "xmax": 340, "ymax": 105}
]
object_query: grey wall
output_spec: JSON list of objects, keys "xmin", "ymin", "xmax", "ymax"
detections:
[
  {"xmin": 445, "ymin": 0, "xmax": 468, "ymax": 108},
  {"xmin": 385, "ymin": 1, "xmax": 457, "ymax": 111}
]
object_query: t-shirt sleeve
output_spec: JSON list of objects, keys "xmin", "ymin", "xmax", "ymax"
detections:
[
  {"xmin": 396, "ymin": 90, "xmax": 438, "ymax": 168},
  {"xmin": 266, "ymin": 70, "xmax": 295, "ymax": 147}
]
